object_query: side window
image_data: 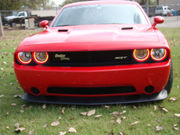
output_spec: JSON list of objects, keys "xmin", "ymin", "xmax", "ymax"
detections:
[{"xmin": 18, "ymin": 13, "xmax": 25, "ymax": 16}]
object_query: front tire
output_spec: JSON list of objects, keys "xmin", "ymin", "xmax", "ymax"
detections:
[{"xmin": 165, "ymin": 62, "xmax": 173, "ymax": 94}]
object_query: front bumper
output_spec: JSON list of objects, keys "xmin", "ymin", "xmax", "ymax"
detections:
[
  {"xmin": 14, "ymin": 61, "xmax": 171, "ymax": 97},
  {"xmin": 22, "ymin": 89, "xmax": 168, "ymax": 105}
]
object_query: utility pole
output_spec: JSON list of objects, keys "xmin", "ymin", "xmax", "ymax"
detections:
[
  {"xmin": 157, "ymin": 0, "xmax": 159, "ymax": 5},
  {"xmin": 145, "ymin": 0, "xmax": 150, "ymax": 16},
  {"xmin": 0, "ymin": 13, "xmax": 4, "ymax": 37}
]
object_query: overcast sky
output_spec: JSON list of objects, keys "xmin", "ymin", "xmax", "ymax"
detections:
[{"xmin": 51, "ymin": 0, "xmax": 66, "ymax": 6}]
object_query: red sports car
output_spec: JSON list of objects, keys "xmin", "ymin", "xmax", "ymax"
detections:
[{"xmin": 14, "ymin": 0, "xmax": 173, "ymax": 105}]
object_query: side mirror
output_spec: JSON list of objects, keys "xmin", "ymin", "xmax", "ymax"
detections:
[
  {"xmin": 152, "ymin": 16, "xmax": 164, "ymax": 28},
  {"xmin": 40, "ymin": 20, "xmax": 49, "ymax": 28}
]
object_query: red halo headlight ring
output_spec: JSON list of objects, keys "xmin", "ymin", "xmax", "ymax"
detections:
[
  {"xmin": 33, "ymin": 52, "xmax": 49, "ymax": 64},
  {"xmin": 133, "ymin": 49, "xmax": 150, "ymax": 62},
  {"xmin": 151, "ymin": 48, "xmax": 167, "ymax": 61},
  {"xmin": 17, "ymin": 52, "xmax": 32, "ymax": 64}
]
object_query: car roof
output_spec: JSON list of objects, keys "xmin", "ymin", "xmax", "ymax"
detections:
[{"xmin": 64, "ymin": 0, "xmax": 138, "ymax": 8}]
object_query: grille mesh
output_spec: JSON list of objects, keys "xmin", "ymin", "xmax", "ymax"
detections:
[
  {"xmin": 45, "ymin": 50, "xmax": 135, "ymax": 67},
  {"xmin": 47, "ymin": 86, "xmax": 136, "ymax": 95}
]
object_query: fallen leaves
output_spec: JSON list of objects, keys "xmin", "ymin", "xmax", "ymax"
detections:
[
  {"xmin": 0, "ymin": 94, "xmax": 4, "ymax": 98},
  {"xmin": 156, "ymin": 125, "xmax": 163, "ymax": 131},
  {"xmin": 15, "ymin": 127, "xmax": 26, "ymax": 133},
  {"xmin": 14, "ymin": 123, "xmax": 25, "ymax": 133},
  {"xmin": 43, "ymin": 123, "xmax": 47, "ymax": 128},
  {"xmin": 119, "ymin": 110, "xmax": 126, "ymax": 115},
  {"xmin": 174, "ymin": 113, "xmax": 180, "ymax": 117},
  {"xmin": 0, "ymin": 67, "xmax": 4, "ymax": 71},
  {"xmin": 14, "ymin": 123, "xmax": 20, "ymax": 129},
  {"xmin": 51, "ymin": 120, "xmax": 60, "ymax": 127},
  {"xmin": 61, "ymin": 107, "xmax": 65, "ymax": 114},
  {"xmin": 80, "ymin": 112, "xmax": 87, "ymax": 116},
  {"xmin": 169, "ymin": 97, "xmax": 178, "ymax": 102},
  {"xmin": 111, "ymin": 110, "xmax": 126, "ymax": 117},
  {"xmin": 20, "ymin": 110, "xmax": 24, "ymax": 113},
  {"xmin": 59, "ymin": 131, "xmax": 67, "ymax": 135},
  {"xmin": 104, "ymin": 105, "xmax": 110, "ymax": 109},
  {"xmin": 42, "ymin": 104, "xmax": 46, "ymax": 110},
  {"xmin": 161, "ymin": 107, "xmax": 168, "ymax": 113},
  {"xmin": 87, "ymin": 109, "xmax": 96, "ymax": 116},
  {"xmin": 11, "ymin": 103, "xmax": 17, "ymax": 106},
  {"xmin": 173, "ymin": 124, "xmax": 179, "ymax": 131},
  {"xmin": 94, "ymin": 114, "xmax": 102, "ymax": 118},
  {"xmin": 2, "ymin": 61, "xmax": 7, "ymax": 65},
  {"xmin": 132, "ymin": 105, "xmax": 137, "ymax": 109},
  {"xmin": 58, "ymin": 128, "xmax": 77, "ymax": 134},
  {"xmin": 116, "ymin": 118, "xmax": 122, "ymax": 124},
  {"xmin": 29, "ymin": 130, "xmax": 34, "ymax": 135},
  {"xmin": 14, "ymin": 94, "xmax": 21, "ymax": 98},
  {"xmin": 111, "ymin": 112, "xmax": 119, "ymax": 116},
  {"xmin": 121, "ymin": 116, "xmax": 126, "ymax": 120},
  {"xmin": 154, "ymin": 105, "xmax": 158, "ymax": 111},
  {"xmin": 119, "ymin": 131, "xmax": 125, "ymax": 135},
  {"xmin": 80, "ymin": 109, "xmax": 96, "ymax": 117},
  {"xmin": 68, "ymin": 127, "xmax": 77, "ymax": 133},
  {"xmin": 130, "ymin": 121, "xmax": 139, "ymax": 126}
]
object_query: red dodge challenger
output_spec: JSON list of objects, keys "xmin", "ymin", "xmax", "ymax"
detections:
[{"xmin": 14, "ymin": 0, "xmax": 173, "ymax": 105}]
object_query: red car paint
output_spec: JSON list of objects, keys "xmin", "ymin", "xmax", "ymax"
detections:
[{"xmin": 14, "ymin": 0, "xmax": 171, "ymax": 100}]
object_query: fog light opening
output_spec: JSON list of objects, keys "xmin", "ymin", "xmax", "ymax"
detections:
[
  {"xmin": 31, "ymin": 87, "xmax": 40, "ymax": 95},
  {"xmin": 144, "ymin": 86, "xmax": 154, "ymax": 93}
]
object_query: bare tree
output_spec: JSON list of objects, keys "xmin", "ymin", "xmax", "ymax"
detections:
[
  {"xmin": 0, "ymin": 14, "xmax": 4, "ymax": 37},
  {"xmin": 0, "ymin": 0, "xmax": 54, "ymax": 10}
]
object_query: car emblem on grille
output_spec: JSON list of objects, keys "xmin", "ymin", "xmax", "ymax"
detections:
[
  {"xmin": 55, "ymin": 54, "xmax": 70, "ymax": 61},
  {"xmin": 114, "ymin": 56, "xmax": 128, "ymax": 60}
]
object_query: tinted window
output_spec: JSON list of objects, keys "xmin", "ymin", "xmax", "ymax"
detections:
[
  {"xmin": 18, "ymin": 12, "xmax": 25, "ymax": 16},
  {"xmin": 156, "ymin": 7, "xmax": 163, "ymax": 10},
  {"xmin": 53, "ymin": 4, "xmax": 148, "ymax": 27}
]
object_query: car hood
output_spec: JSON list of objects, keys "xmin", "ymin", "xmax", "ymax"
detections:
[
  {"xmin": 5, "ymin": 16, "xmax": 18, "ymax": 21},
  {"xmin": 18, "ymin": 25, "xmax": 167, "ymax": 52}
]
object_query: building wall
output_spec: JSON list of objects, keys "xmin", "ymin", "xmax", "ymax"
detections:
[
  {"xmin": 159, "ymin": 0, "xmax": 180, "ymax": 11},
  {"xmin": 31, "ymin": 10, "xmax": 58, "ymax": 17}
]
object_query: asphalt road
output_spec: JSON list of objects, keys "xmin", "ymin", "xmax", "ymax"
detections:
[{"xmin": 150, "ymin": 16, "xmax": 180, "ymax": 28}]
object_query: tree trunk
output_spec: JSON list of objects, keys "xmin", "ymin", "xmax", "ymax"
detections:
[{"xmin": 0, "ymin": 13, "xmax": 4, "ymax": 37}]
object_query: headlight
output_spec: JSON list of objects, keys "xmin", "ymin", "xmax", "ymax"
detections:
[
  {"xmin": 151, "ymin": 48, "xmax": 167, "ymax": 61},
  {"xmin": 17, "ymin": 52, "xmax": 32, "ymax": 64},
  {"xmin": 33, "ymin": 52, "xmax": 49, "ymax": 64},
  {"xmin": 133, "ymin": 49, "xmax": 150, "ymax": 62}
]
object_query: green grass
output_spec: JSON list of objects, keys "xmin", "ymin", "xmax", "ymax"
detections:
[{"xmin": 0, "ymin": 28, "xmax": 180, "ymax": 135}]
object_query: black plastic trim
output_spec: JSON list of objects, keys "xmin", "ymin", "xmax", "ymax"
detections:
[
  {"xmin": 22, "ymin": 89, "xmax": 168, "ymax": 105},
  {"xmin": 47, "ymin": 86, "xmax": 136, "ymax": 95}
]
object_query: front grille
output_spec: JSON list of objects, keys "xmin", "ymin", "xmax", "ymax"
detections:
[
  {"xmin": 47, "ymin": 86, "xmax": 136, "ymax": 95},
  {"xmin": 15, "ymin": 50, "xmax": 169, "ymax": 67},
  {"xmin": 45, "ymin": 50, "xmax": 135, "ymax": 67}
]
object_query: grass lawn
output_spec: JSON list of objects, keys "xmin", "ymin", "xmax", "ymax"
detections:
[{"xmin": 0, "ymin": 28, "xmax": 180, "ymax": 135}]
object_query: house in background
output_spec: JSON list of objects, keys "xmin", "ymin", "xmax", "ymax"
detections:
[
  {"xmin": 158, "ymin": 0, "xmax": 180, "ymax": 11},
  {"xmin": 131, "ymin": 0, "xmax": 180, "ymax": 16}
]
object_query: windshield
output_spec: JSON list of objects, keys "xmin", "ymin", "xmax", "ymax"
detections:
[{"xmin": 52, "ymin": 4, "xmax": 148, "ymax": 27}]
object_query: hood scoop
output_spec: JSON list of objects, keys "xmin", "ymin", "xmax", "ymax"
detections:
[
  {"xmin": 58, "ymin": 29, "xmax": 68, "ymax": 32},
  {"xmin": 121, "ymin": 27, "xmax": 133, "ymax": 30}
]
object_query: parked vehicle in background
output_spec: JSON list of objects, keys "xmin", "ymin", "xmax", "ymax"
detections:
[
  {"xmin": 3, "ymin": 10, "xmax": 55, "ymax": 27},
  {"xmin": 4, "ymin": 11, "xmax": 29, "ymax": 22},
  {"xmin": 155, "ymin": 6, "xmax": 173, "ymax": 16}
]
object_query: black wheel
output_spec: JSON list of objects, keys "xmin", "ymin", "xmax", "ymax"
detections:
[{"xmin": 165, "ymin": 62, "xmax": 173, "ymax": 94}]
